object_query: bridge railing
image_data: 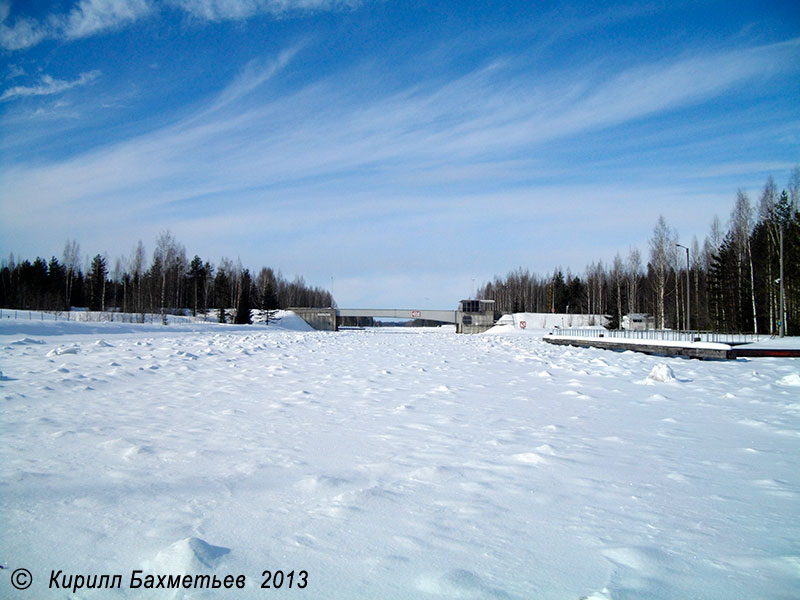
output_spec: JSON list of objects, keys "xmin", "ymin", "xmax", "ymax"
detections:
[{"xmin": 551, "ymin": 328, "xmax": 760, "ymax": 345}]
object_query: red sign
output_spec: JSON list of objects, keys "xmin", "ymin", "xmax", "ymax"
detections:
[
  {"xmin": 411, "ymin": 310, "xmax": 421, "ymax": 318},
  {"xmin": 519, "ymin": 320, "xmax": 527, "ymax": 329}
]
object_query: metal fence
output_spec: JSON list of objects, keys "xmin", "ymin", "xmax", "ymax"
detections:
[
  {"xmin": 0, "ymin": 309, "xmax": 279, "ymax": 326},
  {"xmin": 552, "ymin": 328, "xmax": 760, "ymax": 345},
  {"xmin": 0, "ymin": 309, "xmax": 166, "ymax": 323}
]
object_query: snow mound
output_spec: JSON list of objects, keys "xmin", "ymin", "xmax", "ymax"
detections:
[
  {"xmin": 776, "ymin": 373, "xmax": 800, "ymax": 387},
  {"xmin": 12, "ymin": 337, "xmax": 45, "ymax": 345},
  {"xmin": 648, "ymin": 363, "xmax": 676, "ymax": 383},
  {"xmin": 4, "ymin": 325, "xmax": 799, "ymax": 598},
  {"xmin": 271, "ymin": 310, "xmax": 315, "ymax": 332},
  {"xmin": 151, "ymin": 537, "xmax": 231, "ymax": 574},
  {"xmin": 46, "ymin": 345, "xmax": 80, "ymax": 356},
  {"xmin": 513, "ymin": 452, "xmax": 548, "ymax": 465},
  {"xmin": 417, "ymin": 568, "xmax": 511, "ymax": 598}
]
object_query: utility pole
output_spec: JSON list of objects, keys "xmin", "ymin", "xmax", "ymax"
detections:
[
  {"xmin": 676, "ymin": 243, "xmax": 690, "ymax": 331},
  {"xmin": 779, "ymin": 227, "xmax": 785, "ymax": 337}
]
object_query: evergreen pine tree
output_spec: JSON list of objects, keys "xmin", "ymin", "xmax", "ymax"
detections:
[
  {"xmin": 234, "ymin": 269, "xmax": 252, "ymax": 324},
  {"xmin": 89, "ymin": 254, "xmax": 107, "ymax": 312}
]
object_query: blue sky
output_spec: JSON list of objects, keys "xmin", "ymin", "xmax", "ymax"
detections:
[{"xmin": 1, "ymin": 0, "xmax": 799, "ymax": 308}]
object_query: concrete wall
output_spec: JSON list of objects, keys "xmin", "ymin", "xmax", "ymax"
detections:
[
  {"xmin": 544, "ymin": 335, "xmax": 732, "ymax": 360},
  {"xmin": 457, "ymin": 311, "xmax": 496, "ymax": 334},
  {"xmin": 289, "ymin": 308, "xmax": 337, "ymax": 331}
]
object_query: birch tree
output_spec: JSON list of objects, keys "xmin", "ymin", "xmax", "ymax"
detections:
[
  {"xmin": 789, "ymin": 165, "xmax": 800, "ymax": 213},
  {"xmin": 130, "ymin": 241, "xmax": 146, "ymax": 316},
  {"xmin": 62, "ymin": 240, "xmax": 80, "ymax": 309},
  {"xmin": 649, "ymin": 215, "xmax": 675, "ymax": 329},
  {"xmin": 626, "ymin": 247, "xmax": 642, "ymax": 314},
  {"xmin": 730, "ymin": 190, "xmax": 758, "ymax": 333},
  {"xmin": 758, "ymin": 177, "xmax": 779, "ymax": 331},
  {"xmin": 612, "ymin": 253, "xmax": 624, "ymax": 327}
]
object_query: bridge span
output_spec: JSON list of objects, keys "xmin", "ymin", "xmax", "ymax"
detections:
[
  {"xmin": 291, "ymin": 300, "xmax": 495, "ymax": 333},
  {"xmin": 336, "ymin": 308, "xmax": 457, "ymax": 323}
]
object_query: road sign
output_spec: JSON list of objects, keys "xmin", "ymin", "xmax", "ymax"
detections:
[
  {"xmin": 411, "ymin": 310, "xmax": 421, "ymax": 318},
  {"xmin": 519, "ymin": 320, "xmax": 527, "ymax": 329}
]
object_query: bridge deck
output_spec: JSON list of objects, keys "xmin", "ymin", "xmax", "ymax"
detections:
[{"xmin": 335, "ymin": 309, "xmax": 457, "ymax": 323}]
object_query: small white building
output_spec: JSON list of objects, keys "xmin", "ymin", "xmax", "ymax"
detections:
[{"xmin": 622, "ymin": 313, "xmax": 655, "ymax": 331}]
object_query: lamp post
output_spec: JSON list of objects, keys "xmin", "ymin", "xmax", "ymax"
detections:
[
  {"xmin": 676, "ymin": 243, "xmax": 690, "ymax": 332},
  {"xmin": 780, "ymin": 227, "xmax": 785, "ymax": 337}
]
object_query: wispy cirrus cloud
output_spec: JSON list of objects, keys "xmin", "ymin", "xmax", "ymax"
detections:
[
  {"xmin": 0, "ymin": 0, "xmax": 363, "ymax": 50},
  {"xmin": 0, "ymin": 0, "xmax": 153, "ymax": 50},
  {"xmin": 60, "ymin": 0, "xmax": 153, "ymax": 40},
  {"xmin": 200, "ymin": 43, "xmax": 305, "ymax": 115},
  {"xmin": 0, "ymin": 70, "xmax": 101, "ymax": 102},
  {"xmin": 4, "ymin": 37, "xmax": 797, "ymax": 208},
  {"xmin": 0, "ymin": 5, "xmax": 48, "ymax": 50},
  {"xmin": 2, "ymin": 37, "xmax": 798, "ymax": 299},
  {"xmin": 170, "ymin": 0, "xmax": 363, "ymax": 21}
]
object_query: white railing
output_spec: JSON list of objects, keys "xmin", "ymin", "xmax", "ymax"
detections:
[{"xmin": 552, "ymin": 328, "xmax": 760, "ymax": 345}]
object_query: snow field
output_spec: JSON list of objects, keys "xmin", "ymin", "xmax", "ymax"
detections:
[{"xmin": 1, "ymin": 320, "xmax": 799, "ymax": 599}]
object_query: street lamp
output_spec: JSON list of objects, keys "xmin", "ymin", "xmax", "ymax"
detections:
[
  {"xmin": 676, "ymin": 243, "xmax": 690, "ymax": 332},
  {"xmin": 780, "ymin": 227, "xmax": 785, "ymax": 337}
]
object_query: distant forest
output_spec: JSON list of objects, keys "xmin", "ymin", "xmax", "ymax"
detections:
[
  {"xmin": 3, "ymin": 170, "xmax": 798, "ymax": 333},
  {"xmin": 0, "ymin": 230, "xmax": 333, "ymax": 324},
  {"xmin": 479, "ymin": 170, "xmax": 800, "ymax": 335}
]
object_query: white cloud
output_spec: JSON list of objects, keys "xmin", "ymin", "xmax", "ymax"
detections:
[
  {"xmin": 554, "ymin": 41, "xmax": 799, "ymax": 133},
  {"xmin": 0, "ymin": 15, "xmax": 48, "ymax": 50},
  {"xmin": 170, "ymin": 0, "xmax": 362, "ymax": 21},
  {"xmin": 60, "ymin": 0, "xmax": 153, "ymax": 40},
  {"xmin": 5, "ymin": 38, "xmax": 796, "ymax": 204},
  {"xmin": 5, "ymin": 63, "xmax": 26, "ymax": 79},
  {"xmin": 200, "ymin": 44, "xmax": 304, "ymax": 115},
  {"xmin": 0, "ymin": 70, "xmax": 101, "ymax": 102},
  {"xmin": 0, "ymin": 0, "xmax": 153, "ymax": 50},
  {"xmin": 0, "ymin": 0, "xmax": 363, "ymax": 50}
]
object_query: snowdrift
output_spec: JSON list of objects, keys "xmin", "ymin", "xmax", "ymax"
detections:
[
  {"xmin": 1, "ymin": 316, "xmax": 798, "ymax": 599},
  {"xmin": 486, "ymin": 312, "xmax": 608, "ymax": 334}
]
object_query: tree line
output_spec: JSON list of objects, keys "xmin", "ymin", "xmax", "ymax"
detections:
[
  {"xmin": 3, "ymin": 170, "xmax": 798, "ymax": 333},
  {"xmin": 478, "ymin": 169, "xmax": 800, "ymax": 335},
  {"xmin": 0, "ymin": 230, "xmax": 334, "ymax": 324}
]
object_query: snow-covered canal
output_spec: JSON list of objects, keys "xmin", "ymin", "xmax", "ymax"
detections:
[{"xmin": 2, "ymin": 320, "xmax": 799, "ymax": 599}]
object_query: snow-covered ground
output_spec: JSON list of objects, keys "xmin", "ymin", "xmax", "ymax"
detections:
[
  {"xmin": 1, "ymin": 315, "xmax": 799, "ymax": 599},
  {"xmin": 493, "ymin": 312, "xmax": 608, "ymax": 330}
]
